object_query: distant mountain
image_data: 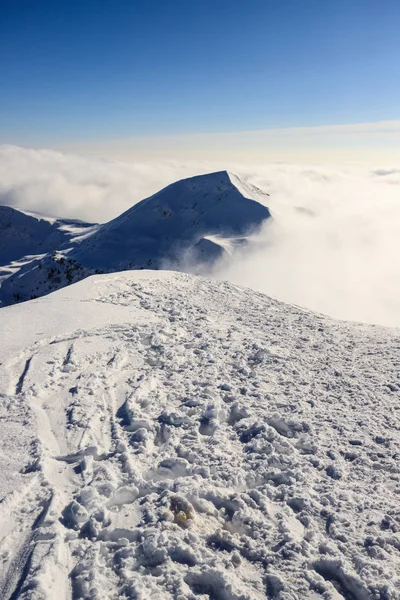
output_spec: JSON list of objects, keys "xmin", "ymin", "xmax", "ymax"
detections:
[
  {"xmin": 0, "ymin": 171, "xmax": 270, "ymax": 305},
  {"xmin": 0, "ymin": 205, "xmax": 96, "ymax": 265},
  {"xmin": 0, "ymin": 205, "xmax": 97, "ymax": 291}
]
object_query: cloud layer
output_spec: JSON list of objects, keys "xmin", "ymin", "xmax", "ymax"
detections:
[
  {"xmin": 0, "ymin": 145, "xmax": 216, "ymax": 222},
  {"xmin": 213, "ymin": 164, "xmax": 400, "ymax": 327},
  {"xmin": 0, "ymin": 144, "xmax": 399, "ymax": 327}
]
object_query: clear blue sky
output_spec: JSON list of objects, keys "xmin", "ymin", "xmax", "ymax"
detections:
[{"xmin": 1, "ymin": 0, "xmax": 399, "ymax": 145}]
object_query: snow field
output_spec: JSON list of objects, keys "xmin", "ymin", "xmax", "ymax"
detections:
[{"xmin": 0, "ymin": 271, "xmax": 399, "ymax": 599}]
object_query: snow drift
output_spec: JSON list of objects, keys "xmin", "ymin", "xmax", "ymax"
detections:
[{"xmin": 0, "ymin": 271, "xmax": 398, "ymax": 599}]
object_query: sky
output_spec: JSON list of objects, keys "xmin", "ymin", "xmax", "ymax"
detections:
[{"xmin": 1, "ymin": 0, "xmax": 399, "ymax": 162}]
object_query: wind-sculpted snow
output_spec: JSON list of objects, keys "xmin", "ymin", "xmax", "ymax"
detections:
[
  {"xmin": 0, "ymin": 171, "xmax": 270, "ymax": 306},
  {"xmin": 0, "ymin": 271, "xmax": 399, "ymax": 599}
]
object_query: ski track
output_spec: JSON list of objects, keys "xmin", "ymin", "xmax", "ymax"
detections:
[{"xmin": 0, "ymin": 271, "xmax": 399, "ymax": 599}]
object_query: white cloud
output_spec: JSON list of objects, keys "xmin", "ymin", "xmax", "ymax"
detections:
[
  {"xmin": 0, "ymin": 145, "xmax": 218, "ymax": 222},
  {"xmin": 213, "ymin": 164, "xmax": 400, "ymax": 327},
  {"xmin": 0, "ymin": 144, "xmax": 399, "ymax": 327}
]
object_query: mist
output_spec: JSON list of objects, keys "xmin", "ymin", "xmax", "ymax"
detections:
[
  {"xmin": 213, "ymin": 165, "xmax": 400, "ymax": 327},
  {"xmin": 0, "ymin": 145, "xmax": 221, "ymax": 222},
  {"xmin": 1, "ymin": 144, "xmax": 399, "ymax": 327}
]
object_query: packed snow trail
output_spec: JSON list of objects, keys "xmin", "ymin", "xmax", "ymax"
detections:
[{"xmin": 0, "ymin": 271, "xmax": 399, "ymax": 599}]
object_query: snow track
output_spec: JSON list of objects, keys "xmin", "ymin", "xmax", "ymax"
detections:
[{"xmin": 0, "ymin": 271, "xmax": 399, "ymax": 599}]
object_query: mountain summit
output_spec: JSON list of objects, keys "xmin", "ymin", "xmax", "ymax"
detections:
[
  {"xmin": 0, "ymin": 171, "xmax": 271, "ymax": 305},
  {"xmin": 70, "ymin": 170, "xmax": 270, "ymax": 270}
]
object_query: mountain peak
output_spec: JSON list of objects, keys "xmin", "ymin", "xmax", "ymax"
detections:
[{"xmin": 159, "ymin": 170, "xmax": 269, "ymax": 202}]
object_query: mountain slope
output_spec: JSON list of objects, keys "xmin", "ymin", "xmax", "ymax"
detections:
[
  {"xmin": 0, "ymin": 205, "xmax": 96, "ymax": 265},
  {"xmin": 0, "ymin": 171, "xmax": 270, "ymax": 305},
  {"xmin": 0, "ymin": 271, "xmax": 399, "ymax": 599},
  {"xmin": 0, "ymin": 205, "xmax": 97, "ymax": 289}
]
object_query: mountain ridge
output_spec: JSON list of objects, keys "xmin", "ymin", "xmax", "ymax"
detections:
[
  {"xmin": 0, "ymin": 171, "xmax": 271, "ymax": 305},
  {"xmin": 0, "ymin": 204, "xmax": 96, "ymax": 265}
]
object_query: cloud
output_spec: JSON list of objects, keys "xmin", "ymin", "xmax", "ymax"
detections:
[
  {"xmin": 212, "ymin": 163, "xmax": 400, "ymax": 327},
  {"xmin": 0, "ymin": 144, "xmax": 400, "ymax": 327},
  {"xmin": 0, "ymin": 144, "xmax": 220, "ymax": 222}
]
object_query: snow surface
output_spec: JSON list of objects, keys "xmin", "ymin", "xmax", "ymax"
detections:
[
  {"xmin": 0, "ymin": 171, "xmax": 270, "ymax": 306},
  {"xmin": 0, "ymin": 270, "xmax": 399, "ymax": 599}
]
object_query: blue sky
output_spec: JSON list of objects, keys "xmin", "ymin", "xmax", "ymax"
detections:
[{"xmin": 1, "ymin": 0, "xmax": 399, "ymax": 155}]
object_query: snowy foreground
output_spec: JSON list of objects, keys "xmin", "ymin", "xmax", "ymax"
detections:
[{"xmin": 0, "ymin": 271, "xmax": 399, "ymax": 600}]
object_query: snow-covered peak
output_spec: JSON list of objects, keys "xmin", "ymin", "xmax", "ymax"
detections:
[{"xmin": 89, "ymin": 170, "xmax": 270, "ymax": 265}]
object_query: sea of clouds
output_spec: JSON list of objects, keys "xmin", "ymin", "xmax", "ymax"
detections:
[{"xmin": 1, "ymin": 144, "xmax": 399, "ymax": 327}]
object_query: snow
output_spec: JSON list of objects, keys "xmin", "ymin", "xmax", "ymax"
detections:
[
  {"xmin": 0, "ymin": 270, "xmax": 399, "ymax": 599},
  {"xmin": 0, "ymin": 171, "xmax": 270, "ymax": 306}
]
